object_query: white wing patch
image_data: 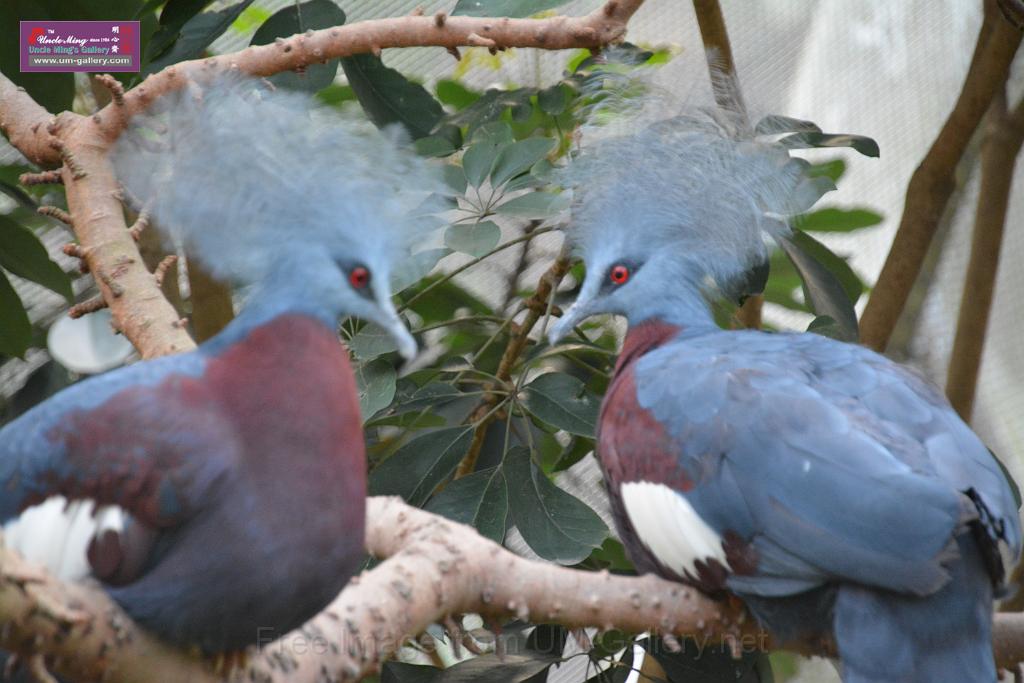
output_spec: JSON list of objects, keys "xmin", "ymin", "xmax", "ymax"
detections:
[{"xmin": 620, "ymin": 481, "xmax": 729, "ymax": 578}]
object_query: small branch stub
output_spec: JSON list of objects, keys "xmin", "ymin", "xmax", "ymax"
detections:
[{"xmin": 37, "ymin": 206, "xmax": 73, "ymax": 226}]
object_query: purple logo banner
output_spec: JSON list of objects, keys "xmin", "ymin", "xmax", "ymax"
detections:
[{"xmin": 20, "ymin": 21, "xmax": 141, "ymax": 73}]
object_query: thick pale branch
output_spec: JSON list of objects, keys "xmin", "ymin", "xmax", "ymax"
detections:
[
  {"xmin": 0, "ymin": 78, "xmax": 61, "ymax": 167},
  {"xmin": 4, "ymin": 497, "xmax": 1024, "ymax": 682},
  {"xmin": 57, "ymin": 121, "xmax": 196, "ymax": 359},
  {"xmin": 858, "ymin": 0, "xmax": 1022, "ymax": 352},
  {"xmin": 89, "ymin": 0, "xmax": 644, "ymax": 144},
  {"xmin": 0, "ymin": 537, "xmax": 213, "ymax": 682},
  {"xmin": 946, "ymin": 92, "xmax": 1024, "ymax": 420}
]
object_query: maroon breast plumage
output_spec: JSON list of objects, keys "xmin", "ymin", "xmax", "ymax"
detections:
[{"xmin": 599, "ymin": 320, "xmax": 689, "ymax": 493}]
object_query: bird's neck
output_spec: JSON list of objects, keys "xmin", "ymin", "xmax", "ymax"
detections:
[
  {"xmin": 615, "ymin": 319, "xmax": 684, "ymax": 375},
  {"xmin": 202, "ymin": 285, "xmax": 337, "ymax": 356},
  {"xmin": 626, "ymin": 281, "xmax": 716, "ymax": 332}
]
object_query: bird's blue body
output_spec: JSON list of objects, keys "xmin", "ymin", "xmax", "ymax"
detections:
[
  {"xmin": 0, "ymin": 308, "xmax": 367, "ymax": 652},
  {"xmin": 599, "ymin": 319, "xmax": 1018, "ymax": 681},
  {"xmin": 550, "ymin": 112, "xmax": 1021, "ymax": 681}
]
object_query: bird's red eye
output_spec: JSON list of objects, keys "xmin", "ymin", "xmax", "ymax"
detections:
[
  {"xmin": 609, "ymin": 264, "xmax": 630, "ymax": 285},
  {"xmin": 349, "ymin": 267, "xmax": 370, "ymax": 289}
]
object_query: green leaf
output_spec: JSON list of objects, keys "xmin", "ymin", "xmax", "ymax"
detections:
[
  {"xmin": 0, "ymin": 269, "xmax": 31, "ymax": 358},
  {"xmin": 778, "ymin": 131, "xmax": 880, "ymax": 158},
  {"xmin": 490, "ymin": 138, "xmax": 556, "ymax": 188},
  {"xmin": 145, "ymin": 0, "xmax": 255, "ymax": 75},
  {"xmin": 778, "ymin": 233, "xmax": 859, "ymax": 342},
  {"xmin": 452, "ymin": 0, "xmax": 574, "ymax": 17},
  {"xmin": 436, "ymin": 79, "xmax": 480, "ymax": 109},
  {"xmin": 446, "ymin": 89, "xmax": 535, "ymax": 136},
  {"xmin": 414, "ymin": 135, "xmax": 458, "ymax": 158},
  {"xmin": 538, "ymin": 83, "xmax": 571, "ymax": 115},
  {"xmin": 250, "ymin": 0, "xmax": 345, "ymax": 92},
  {"xmin": 369, "ymin": 427, "xmax": 474, "ymax": 506},
  {"xmin": 807, "ymin": 158, "xmax": 846, "ymax": 183},
  {"xmin": 989, "ymin": 448, "xmax": 1022, "ymax": 510},
  {"xmin": 494, "ymin": 191, "xmax": 568, "ymax": 218},
  {"xmin": 158, "ymin": 0, "xmax": 213, "ymax": 29},
  {"xmin": 790, "ymin": 230, "xmax": 863, "ymax": 303},
  {"xmin": 442, "ymin": 164, "xmax": 468, "ymax": 195},
  {"xmin": 523, "ymin": 372, "xmax": 600, "ymax": 437},
  {"xmin": 395, "ymin": 381, "xmax": 465, "ymax": 411},
  {"xmin": 754, "ymin": 115, "xmax": 822, "ymax": 136},
  {"xmin": 147, "ymin": 0, "xmax": 213, "ymax": 59},
  {"xmin": 806, "ymin": 315, "xmax": 845, "ymax": 340},
  {"xmin": 355, "ymin": 358, "xmax": 397, "ymax": 418},
  {"xmin": 0, "ymin": 165, "xmax": 43, "ymax": 210},
  {"xmin": 426, "ymin": 466, "xmax": 508, "ymax": 542},
  {"xmin": 445, "ymin": 220, "xmax": 501, "ymax": 257},
  {"xmin": 341, "ymin": 54, "xmax": 443, "ymax": 140},
  {"xmin": 503, "ymin": 447, "xmax": 608, "ymax": 564},
  {"xmin": 347, "ymin": 322, "xmax": 400, "ymax": 360},
  {"xmin": 317, "ymin": 83, "xmax": 356, "ymax": 106},
  {"xmin": 0, "ymin": 216, "xmax": 71, "ymax": 301},
  {"xmin": 135, "ymin": 0, "xmax": 170, "ymax": 19},
  {"xmin": 795, "ymin": 207, "xmax": 883, "ymax": 233},
  {"xmin": 392, "ymin": 248, "xmax": 451, "ymax": 293},
  {"xmin": 588, "ymin": 538, "xmax": 634, "ymax": 572},
  {"xmin": 462, "ymin": 124, "xmax": 513, "ymax": 187}
]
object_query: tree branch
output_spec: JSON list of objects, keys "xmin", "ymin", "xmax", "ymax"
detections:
[
  {"xmin": 858, "ymin": 0, "xmax": 1022, "ymax": 352},
  {"xmin": 0, "ymin": 77, "xmax": 62, "ymax": 167},
  {"xmin": 454, "ymin": 253, "xmax": 572, "ymax": 478},
  {"xmin": 691, "ymin": 0, "xmax": 749, "ymax": 124},
  {"xmin": 89, "ymin": 0, "xmax": 646, "ymax": 146},
  {"xmin": 945, "ymin": 91, "xmax": 1024, "ymax": 420},
  {"xmin": 56, "ymin": 120, "xmax": 196, "ymax": 359},
  {"xmin": 4, "ymin": 497, "xmax": 1024, "ymax": 682},
  {"xmin": 185, "ymin": 258, "xmax": 235, "ymax": 343}
]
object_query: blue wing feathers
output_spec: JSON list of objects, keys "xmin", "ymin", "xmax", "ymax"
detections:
[
  {"xmin": 0, "ymin": 352, "xmax": 224, "ymax": 524},
  {"xmin": 634, "ymin": 327, "xmax": 1021, "ymax": 597}
]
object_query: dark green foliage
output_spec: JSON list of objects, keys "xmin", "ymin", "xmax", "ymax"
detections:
[
  {"xmin": 503, "ymin": 447, "xmax": 608, "ymax": 564},
  {"xmin": 777, "ymin": 233, "xmax": 860, "ymax": 342},
  {"xmin": 0, "ymin": 215, "xmax": 73, "ymax": 302},
  {"xmin": 522, "ymin": 372, "xmax": 600, "ymax": 437},
  {"xmin": 250, "ymin": 0, "xmax": 345, "ymax": 91},
  {"xmin": 0, "ymin": 201, "xmax": 71, "ymax": 356},
  {"xmin": 426, "ymin": 466, "xmax": 509, "ymax": 542},
  {"xmin": 341, "ymin": 54, "xmax": 444, "ymax": 140},
  {"xmin": 369, "ymin": 427, "xmax": 475, "ymax": 506},
  {"xmin": 144, "ymin": 0, "xmax": 253, "ymax": 75},
  {"xmin": 0, "ymin": 270, "xmax": 31, "ymax": 358}
]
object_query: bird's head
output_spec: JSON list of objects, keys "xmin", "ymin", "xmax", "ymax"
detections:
[
  {"xmin": 112, "ymin": 75, "xmax": 441, "ymax": 360},
  {"xmin": 548, "ymin": 115, "xmax": 805, "ymax": 343}
]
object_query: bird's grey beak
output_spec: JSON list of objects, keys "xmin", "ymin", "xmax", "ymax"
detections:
[
  {"xmin": 547, "ymin": 298, "xmax": 594, "ymax": 345},
  {"xmin": 384, "ymin": 315, "xmax": 418, "ymax": 361},
  {"xmin": 370, "ymin": 292, "xmax": 418, "ymax": 361}
]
